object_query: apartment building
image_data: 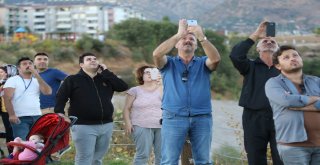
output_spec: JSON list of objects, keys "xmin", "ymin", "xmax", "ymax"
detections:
[{"xmin": 1, "ymin": 2, "xmax": 144, "ymax": 39}]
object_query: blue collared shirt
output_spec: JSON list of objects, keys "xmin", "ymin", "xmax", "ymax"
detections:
[
  {"xmin": 265, "ymin": 74, "xmax": 320, "ymax": 143},
  {"xmin": 39, "ymin": 68, "xmax": 68, "ymax": 109},
  {"xmin": 160, "ymin": 55, "xmax": 212, "ymax": 116}
]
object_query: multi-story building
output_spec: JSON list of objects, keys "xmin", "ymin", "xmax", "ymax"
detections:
[
  {"xmin": 1, "ymin": 2, "xmax": 144, "ymax": 39},
  {"xmin": 0, "ymin": 5, "xmax": 7, "ymax": 27}
]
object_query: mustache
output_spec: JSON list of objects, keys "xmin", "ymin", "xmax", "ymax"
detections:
[{"xmin": 184, "ymin": 41, "xmax": 192, "ymax": 46}]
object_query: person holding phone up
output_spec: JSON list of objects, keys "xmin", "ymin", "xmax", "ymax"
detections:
[
  {"xmin": 153, "ymin": 19, "xmax": 220, "ymax": 164},
  {"xmin": 229, "ymin": 21, "xmax": 283, "ymax": 165},
  {"xmin": 123, "ymin": 65, "xmax": 162, "ymax": 165}
]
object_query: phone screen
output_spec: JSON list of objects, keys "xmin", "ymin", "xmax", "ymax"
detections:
[
  {"xmin": 266, "ymin": 22, "xmax": 276, "ymax": 37},
  {"xmin": 187, "ymin": 20, "xmax": 198, "ymax": 26}
]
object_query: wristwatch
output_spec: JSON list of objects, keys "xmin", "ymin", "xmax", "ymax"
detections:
[{"xmin": 199, "ymin": 36, "xmax": 207, "ymax": 42}]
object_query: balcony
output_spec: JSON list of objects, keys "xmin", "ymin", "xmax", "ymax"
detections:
[
  {"xmin": 56, "ymin": 24, "xmax": 72, "ymax": 29},
  {"xmin": 34, "ymin": 18, "xmax": 46, "ymax": 23},
  {"xmin": 34, "ymin": 24, "xmax": 46, "ymax": 29},
  {"xmin": 56, "ymin": 11, "xmax": 71, "ymax": 16},
  {"xmin": 56, "ymin": 17, "xmax": 71, "ymax": 22},
  {"xmin": 33, "ymin": 12, "xmax": 46, "ymax": 16}
]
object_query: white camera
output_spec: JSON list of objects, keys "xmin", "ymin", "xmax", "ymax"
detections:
[{"xmin": 150, "ymin": 68, "xmax": 159, "ymax": 80}]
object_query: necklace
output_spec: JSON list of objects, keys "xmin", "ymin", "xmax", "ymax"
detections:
[{"xmin": 19, "ymin": 75, "xmax": 33, "ymax": 91}]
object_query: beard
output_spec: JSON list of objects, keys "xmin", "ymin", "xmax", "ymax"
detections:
[{"xmin": 283, "ymin": 65, "xmax": 303, "ymax": 74}]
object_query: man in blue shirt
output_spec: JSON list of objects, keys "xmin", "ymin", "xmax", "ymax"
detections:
[
  {"xmin": 33, "ymin": 52, "xmax": 68, "ymax": 162},
  {"xmin": 34, "ymin": 52, "xmax": 68, "ymax": 114},
  {"xmin": 153, "ymin": 19, "xmax": 221, "ymax": 164},
  {"xmin": 265, "ymin": 45, "xmax": 320, "ymax": 165}
]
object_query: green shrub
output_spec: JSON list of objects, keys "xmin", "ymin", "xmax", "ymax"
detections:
[
  {"xmin": 75, "ymin": 34, "xmax": 104, "ymax": 52},
  {"xmin": 51, "ymin": 46, "xmax": 77, "ymax": 62}
]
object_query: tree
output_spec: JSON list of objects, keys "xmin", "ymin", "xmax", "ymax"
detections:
[
  {"xmin": 313, "ymin": 27, "xmax": 320, "ymax": 35},
  {"xmin": 108, "ymin": 18, "xmax": 177, "ymax": 63},
  {"xmin": 303, "ymin": 59, "xmax": 320, "ymax": 77},
  {"xmin": 75, "ymin": 34, "xmax": 104, "ymax": 53},
  {"xmin": 0, "ymin": 26, "xmax": 5, "ymax": 34}
]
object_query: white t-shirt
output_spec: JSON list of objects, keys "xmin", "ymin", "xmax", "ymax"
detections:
[{"xmin": 4, "ymin": 75, "xmax": 41, "ymax": 117}]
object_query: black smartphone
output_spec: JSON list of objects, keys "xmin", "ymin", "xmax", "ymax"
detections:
[{"xmin": 266, "ymin": 22, "xmax": 276, "ymax": 37}]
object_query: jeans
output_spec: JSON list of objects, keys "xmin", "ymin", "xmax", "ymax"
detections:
[
  {"xmin": 10, "ymin": 115, "xmax": 40, "ymax": 140},
  {"xmin": 71, "ymin": 123, "xmax": 113, "ymax": 165},
  {"xmin": 242, "ymin": 108, "xmax": 283, "ymax": 165},
  {"xmin": 132, "ymin": 126, "xmax": 161, "ymax": 165},
  {"xmin": 161, "ymin": 110, "xmax": 213, "ymax": 165},
  {"xmin": 277, "ymin": 144, "xmax": 320, "ymax": 165}
]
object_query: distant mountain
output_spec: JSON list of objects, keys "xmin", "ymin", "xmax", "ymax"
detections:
[
  {"xmin": 4, "ymin": 0, "xmax": 320, "ymax": 34},
  {"xmin": 119, "ymin": 0, "xmax": 320, "ymax": 34}
]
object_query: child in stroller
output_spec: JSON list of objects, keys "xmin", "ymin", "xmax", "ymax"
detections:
[
  {"xmin": 10, "ymin": 134, "xmax": 45, "ymax": 161},
  {"xmin": 0, "ymin": 113, "xmax": 77, "ymax": 165}
]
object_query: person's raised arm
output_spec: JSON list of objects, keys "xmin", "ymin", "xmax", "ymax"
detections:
[
  {"xmin": 99, "ymin": 64, "xmax": 128, "ymax": 92},
  {"xmin": 249, "ymin": 21, "xmax": 268, "ymax": 42},
  {"xmin": 29, "ymin": 66, "xmax": 52, "ymax": 95},
  {"xmin": 229, "ymin": 21, "xmax": 268, "ymax": 75},
  {"xmin": 153, "ymin": 19, "xmax": 188, "ymax": 69},
  {"xmin": 188, "ymin": 25, "xmax": 220, "ymax": 71}
]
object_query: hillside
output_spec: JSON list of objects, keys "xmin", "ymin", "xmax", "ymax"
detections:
[
  {"xmin": 4, "ymin": 0, "xmax": 319, "ymax": 33},
  {"xmin": 120, "ymin": 0, "xmax": 319, "ymax": 33}
]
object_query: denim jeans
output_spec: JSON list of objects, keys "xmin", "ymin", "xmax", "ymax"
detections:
[
  {"xmin": 71, "ymin": 123, "xmax": 113, "ymax": 165},
  {"xmin": 161, "ymin": 110, "xmax": 213, "ymax": 165},
  {"xmin": 10, "ymin": 116, "xmax": 40, "ymax": 140},
  {"xmin": 132, "ymin": 126, "xmax": 161, "ymax": 165},
  {"xmin": 277, "ymin": 144, "xmax": 320, "ymax": 165}
]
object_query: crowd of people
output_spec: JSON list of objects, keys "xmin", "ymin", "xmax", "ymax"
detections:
[{"xmin": 0, "ymin": 19, "xmax": 319, "ymax": 165}]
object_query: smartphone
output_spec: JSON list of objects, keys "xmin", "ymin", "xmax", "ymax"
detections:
[
  {"xmin": 266, "ymin": 22, "xmax": 276, "ymax": 37},
  {"xmin": 150, "ymin": 68, "xmax": 159, "ymax": 80},
  {"xmin": 97, "ymin": 64, "xmax": 103, "ymax": 71},
  {"xmin": 187, "ymin": 20, "xmax": 197, "ymax": 26}
]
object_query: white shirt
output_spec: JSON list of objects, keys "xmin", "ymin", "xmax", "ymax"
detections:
[{"xmin": 4, "ymin": 75, "xmax": 41, "ymax": 117}]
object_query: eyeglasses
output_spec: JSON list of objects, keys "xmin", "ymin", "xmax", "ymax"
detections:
[{"xmin": 182, "ymin": 69, "xmax": 188, "ymax": 82}]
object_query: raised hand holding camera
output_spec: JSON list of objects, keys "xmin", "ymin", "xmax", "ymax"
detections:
[
  {"xmin": 150, "ymin": 68, "xmax": 159, "ymax": 80},
  {"xmin": 177, "ymin": 19, "xmax": 188, "ymax": 39}
]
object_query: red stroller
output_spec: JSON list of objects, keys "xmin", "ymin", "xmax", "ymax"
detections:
[{"xmin": 0, "ymin": 113, "xmax": 77, "ymax": 165}]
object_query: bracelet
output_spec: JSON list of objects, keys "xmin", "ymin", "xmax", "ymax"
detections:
[{"xmin": 199, "ymin": 36, "xmax": 207, "ymax": 42}]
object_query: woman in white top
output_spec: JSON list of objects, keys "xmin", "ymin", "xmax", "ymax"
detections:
[{"xmin": 123, "ymin": 65, "xmax": 162, "ymax": 165}]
